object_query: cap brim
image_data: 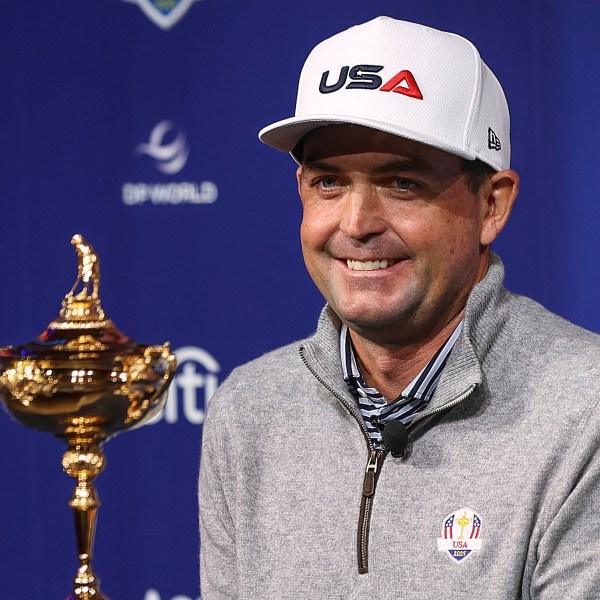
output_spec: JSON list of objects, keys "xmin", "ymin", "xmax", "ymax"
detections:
[{"xmin": 258, "ymin": 114, "xmax": 478, "ymax": 163}]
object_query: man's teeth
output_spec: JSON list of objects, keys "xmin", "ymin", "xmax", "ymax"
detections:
[{"xmin": 346, "ymin": 259, "xmax": 398, "ymax": 271}]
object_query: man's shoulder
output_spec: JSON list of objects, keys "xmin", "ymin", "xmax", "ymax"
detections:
[
  {"xmin": 230, "ymin": 338, "xmax": 307, "ymax": 381},
  {"xmin": 471, "ymin": 256, "xmax": 600, "ymax": 354},
  {"xmin": 495, "ymin": 291, "xmax": 600, "ymax": 390},
  {"xmin": 507, "ymin": 291, "xmax": 600, "ymax": 349},
  {"xmin": 205, "ymin": 337, "xmax": 311, "ymax": 418},
  {"xmin": 464, "ymin": 280, "xmax": 600, "ymax": 400}
]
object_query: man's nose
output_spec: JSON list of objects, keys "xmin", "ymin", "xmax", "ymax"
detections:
[{"xmin": 339, "ymin": 188, "xmax": 386, "ymax": 239}]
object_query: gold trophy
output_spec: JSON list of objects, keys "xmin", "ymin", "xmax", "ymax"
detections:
[{"xmin": 0, "ymin": 235, "xmax": 177, "ymax": 600}]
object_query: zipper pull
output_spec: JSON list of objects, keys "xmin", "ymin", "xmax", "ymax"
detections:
[{"xmin": 363, "ymin": 450, "xmax": 379, "ymax": 497}]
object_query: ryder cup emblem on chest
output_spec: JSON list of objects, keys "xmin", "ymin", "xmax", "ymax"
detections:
[{"xmin": 437, "ymin": 508, "xmax": 483, "ymax": 563}]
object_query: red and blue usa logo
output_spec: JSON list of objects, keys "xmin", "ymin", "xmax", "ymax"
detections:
[{"xmin": 436, "ymin": 508, "xmax": 483, "ymax": 563}]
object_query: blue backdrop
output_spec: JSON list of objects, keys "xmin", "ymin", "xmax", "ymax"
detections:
[{"xmin": 1, "ymin": 1, "xmax": 599, "ymax": 598}]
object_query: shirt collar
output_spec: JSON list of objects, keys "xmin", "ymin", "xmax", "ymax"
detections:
[{"xmin": 340, "ymin": 321, "xmax": 464, "ymax": 403}]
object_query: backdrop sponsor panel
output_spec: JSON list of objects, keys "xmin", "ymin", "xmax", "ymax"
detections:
[{"xmin": 0, "ymin": 1, "xmax": 599, "ymax": 597}]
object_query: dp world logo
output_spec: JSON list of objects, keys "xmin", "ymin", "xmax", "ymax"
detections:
[
  {"xmin": 123, "ymin": 0, "xmax": 203, "ymax": 30},
  {"xmin": 136, "ymin": 120, "xmax": 189, "ymax": 175},
  {"xmin": 151, "ymin": 346, "xmax": 220, "ymax": 425},
  {"xmin": 123, "ymin": 119, "xmax": 219, "ymax": 205}
]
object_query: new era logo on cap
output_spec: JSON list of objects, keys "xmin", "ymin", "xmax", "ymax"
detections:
[{"xmin": 488, "ymin": 128, "xmax": 501, "ymax": 151}]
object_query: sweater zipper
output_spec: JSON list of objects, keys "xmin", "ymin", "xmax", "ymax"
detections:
[
  {"xmin": 299, "ymin": 345, "xmax": 477, "ymax": 574},
  {"xmin": 299, "ymin": 345, "xmax": 383, "ymax": 574},
  {"xmin": 358, "ymin": 448, "xmax": 386, "ymax": 574},
  {"xmin": 410, "ymin": 382, "xmax": 478, "ymax": 426}
]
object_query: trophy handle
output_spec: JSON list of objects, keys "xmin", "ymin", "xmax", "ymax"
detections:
[
  {"xmin": 146, "ymin": 342, "xmax": 178, "ymax": 396},
  {"xmin": 123, "ymin": 343, "xmax": 177, "ymax": 429}
]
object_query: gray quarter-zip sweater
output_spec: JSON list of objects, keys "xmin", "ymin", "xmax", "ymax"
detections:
[{"xmin": 199, "ymin": 255, "xmax": 600, "ymax": 599}]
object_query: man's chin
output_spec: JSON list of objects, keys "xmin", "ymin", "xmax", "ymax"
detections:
[{"xmin": 336, "ymin": 308, "xmax": 408, "ymax": 333}]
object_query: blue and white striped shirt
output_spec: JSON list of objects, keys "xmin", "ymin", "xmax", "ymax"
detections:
[{"xmin": 340, "ymin": 322, "xmax": 463, "ymax": 449}]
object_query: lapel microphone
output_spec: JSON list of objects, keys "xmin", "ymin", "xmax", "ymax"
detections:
[{"xmin": 382, "ymin": 420, "xmax": 410, "ymax": 458}]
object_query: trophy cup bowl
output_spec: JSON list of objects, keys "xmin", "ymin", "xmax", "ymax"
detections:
[{"xmin": 0, "ymin": 234, "xmax": 177, "ymax": 600}]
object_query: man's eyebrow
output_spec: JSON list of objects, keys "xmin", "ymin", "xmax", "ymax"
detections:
[
  {"xmin": 301, "ymin": 159, "xmax": 342, "ymax": 173},
  {"xmin": 372, "ymin": 158, "xmax": 432, "ymax": 174},
  {"xmin": 301, "ymin": 158, "xmax": 433, "ymax": 174}
]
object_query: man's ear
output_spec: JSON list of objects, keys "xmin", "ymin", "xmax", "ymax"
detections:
[{"xmin": 480, "ymin": 169, "xmax": 520, "ymax": 246}]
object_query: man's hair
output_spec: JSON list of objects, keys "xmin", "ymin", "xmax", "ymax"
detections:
[{"xmin": 461, "ymin": 158, "xmax": 495, "ymax": 194}]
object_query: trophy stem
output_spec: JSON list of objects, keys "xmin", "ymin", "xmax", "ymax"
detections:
[{"xmin": 62, "ymin": 428, "xmax": 110, "ymax": 600}]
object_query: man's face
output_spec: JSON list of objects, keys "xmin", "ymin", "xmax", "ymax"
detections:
[{"xmin": 297, "ymin": 124, "xmax": 492, "ymax": 344}]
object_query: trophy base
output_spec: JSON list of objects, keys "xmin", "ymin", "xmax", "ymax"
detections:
[
  {"xmin": 64, "ymin": 556, "xmax": 110, "ymax": 600},
  {"xmin": 65, "ymin": 581, "xmax": 110, "ymax": 600}
]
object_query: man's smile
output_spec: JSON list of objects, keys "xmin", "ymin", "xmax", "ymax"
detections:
[{"xmin": 346, "ymin": 258, "xmax": 401, "ymax": 271}]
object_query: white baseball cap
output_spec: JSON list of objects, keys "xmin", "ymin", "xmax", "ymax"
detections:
[{"xmin": 259, "ymin": 17, "xmax": 510, "ymax": 171}]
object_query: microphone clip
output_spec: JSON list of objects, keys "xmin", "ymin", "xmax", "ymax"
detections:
[{"xmin": 382, "ymin": 420, "xmax": 410, "ymax": 459}]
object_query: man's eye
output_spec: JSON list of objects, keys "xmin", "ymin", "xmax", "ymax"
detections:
[
  {"xmin": 395, "ymin": 177, "xmax": 414, "ymax": 191},
  {"xmin": 318, "ymin": 176, "xmax": 338, "ymax": 189}
]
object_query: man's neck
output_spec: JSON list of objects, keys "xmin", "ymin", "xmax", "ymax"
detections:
[{"xmin": 348, "ymin": 311, "xmax": 464, "ymax": 402}]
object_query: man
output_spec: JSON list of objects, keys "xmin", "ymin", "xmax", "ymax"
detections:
[{"xmin": 199, "ymin": 17, "xmax": 600, "ymax": 599}]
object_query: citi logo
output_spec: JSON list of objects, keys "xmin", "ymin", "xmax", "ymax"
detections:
[
  {"xmin": 319, "ymin": 65, "xmax": 423, "ymax": 99},
  {"xmin": 150, "ymin": 346, "xmax": 220, "ymax": 425},
  {"xmin": 136, "ymin": 120, "xmax": 189, "ymax": 175}
]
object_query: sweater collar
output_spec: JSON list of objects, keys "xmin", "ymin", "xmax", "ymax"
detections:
[{"xmin": 304, "ymin": 253, "xmax": 508, "ymax": 414}]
